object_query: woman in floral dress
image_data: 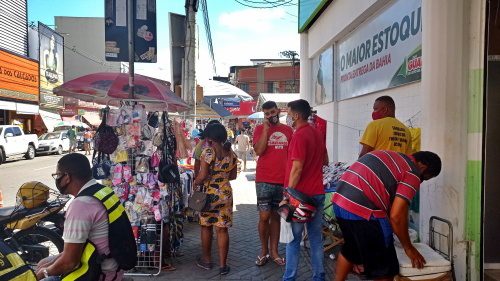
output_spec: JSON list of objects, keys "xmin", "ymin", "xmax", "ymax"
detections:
[{"xmin": 194, "ymin": 123, "xmax": 238, "ymax": 275}]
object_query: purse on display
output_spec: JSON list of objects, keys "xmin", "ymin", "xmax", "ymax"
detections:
[
  {"xmin": 147, "ymin": 112, "xmax": 160, "ymax": 128},
  {"xmin": 141, "ymin": 125, "xmax": 155, "ymax": 141},
  {"xmin": 94, "ymin": 110, "xmax": 119, "ymax": 154},
  {"xmin": 135, "ymin": 156, "xmax": 150, "ymax": 173},
  {"xmin": 92, "ymin": 152, "xmax": 112, "ymax": 180},
  {"xmin": 114, "ymin": 148, "xmax": 129, "ymax": 163}
]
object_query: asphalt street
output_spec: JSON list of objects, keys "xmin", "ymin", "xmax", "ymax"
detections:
[{"xmin": 0, "ymin": 152, "xmax": 91, "ymax": 206}]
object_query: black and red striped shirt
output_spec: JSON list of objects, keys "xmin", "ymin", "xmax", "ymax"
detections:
[{"xmin": 332, "ymin": 150, "xmax": 421, "ymax": 220}]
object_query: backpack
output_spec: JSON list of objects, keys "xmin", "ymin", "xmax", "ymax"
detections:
[
  {"xmin": 94, "ymin": 110, "xmax": 119, "ymax": 154},
  {"xmin": 0, "ymin": 240, "xmax": 37, "ymax": 280},
  {"xmin": 77, "ymin": 184, "xmax": 137, "ymax": 271}
]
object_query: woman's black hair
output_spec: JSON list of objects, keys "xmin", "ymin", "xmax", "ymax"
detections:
[{"xmin": 204, "ymin": 123, "xmax": 229, "ymax": 151}]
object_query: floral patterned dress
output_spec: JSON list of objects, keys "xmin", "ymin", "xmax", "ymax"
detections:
[{"xmin": 199, "ymin": 147, "xmax": 238, "ymax": 228}]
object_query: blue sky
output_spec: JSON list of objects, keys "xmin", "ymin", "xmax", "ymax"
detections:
[{"xmin": 28, "ymin": 0, "xmax": 299, "ymax": 81}]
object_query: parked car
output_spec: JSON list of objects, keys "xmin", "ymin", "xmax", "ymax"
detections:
[
  {"xmin": 36, "ymin": 132, "xmax": 71, "ymax": 155},
  {"xmin": 0, "ymin": 125, "xmax": 39, "ymax": 164}
]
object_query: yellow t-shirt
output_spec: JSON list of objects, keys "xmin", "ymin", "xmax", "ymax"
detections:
[{"xmin": 360, "ymin": 117, "xmax": 413, "ymax": 154}]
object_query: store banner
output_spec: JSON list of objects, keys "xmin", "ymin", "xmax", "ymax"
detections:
[
  {"xmin": 0, "ymin": 48, "xmax": 39, "ymax": 102},
  {"xmin": 40, "ymin": 93, "xmax": 64, "ymax": 109},
  {"xmin": 38, "ymin": 22, "xmax": 64, "ymax": 95},
  {"xmin": 104, "ymin": 0, "xmax": 157, "ymax": 63},
  {"xmin": 337, "ymin": 0, "xmax": 422, "ymax": 100}
]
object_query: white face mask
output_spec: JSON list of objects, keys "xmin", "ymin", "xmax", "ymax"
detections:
[{"xmin": 286, "ymin": 115, "xmax": 294, "ymax": 128}]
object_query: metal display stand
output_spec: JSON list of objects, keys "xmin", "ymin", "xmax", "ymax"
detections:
[
  {"xmin": 126, "ymin": 222, "xmax": 163, "ymax": 276},
  {"xmin": 103, "ymin": 99, "xmax": 170, "ymax": 276}
]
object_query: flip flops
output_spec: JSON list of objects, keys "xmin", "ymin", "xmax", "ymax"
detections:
[
  {"xmin": 272, "ymin": 257, "xmax": 285, "ymax": 266},
  {"xmin": 255, "ymin": 255, "xmax": 269, "ymax": 266}
]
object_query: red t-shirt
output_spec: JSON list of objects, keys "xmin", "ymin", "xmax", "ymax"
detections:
[
  {"xmin": 253, "ymin": 124, "xmax": 294, "ymax": 184},
  {"xmin": 284, "ymin": 124, "xmax": 325, "ymax": 196}
]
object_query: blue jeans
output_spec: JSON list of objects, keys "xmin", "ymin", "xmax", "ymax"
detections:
[{"xmin": 283, "ymin": 194, "xmax": 325, "ymax": 281}]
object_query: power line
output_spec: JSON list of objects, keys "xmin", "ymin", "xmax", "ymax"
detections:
[
  {"xmin": 200, "ymin": 0, "xmax": 217, "ymax": 75},
  {"xmin": 233, "ymin": 0, "xmax": 297, "ymax": 9},
  {"xmin": 29, "ymin": 23, "xmax": 116, "ymax": 69}
]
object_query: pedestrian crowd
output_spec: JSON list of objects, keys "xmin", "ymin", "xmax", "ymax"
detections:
[{"xmin": 34, "ymin": 96, "xmax": 442, "ymax": 281}]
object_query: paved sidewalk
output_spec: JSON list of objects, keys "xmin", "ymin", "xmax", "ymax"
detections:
[{"xmin": 131, "ymin": 160, "xmax": 362, "ymax": 281}]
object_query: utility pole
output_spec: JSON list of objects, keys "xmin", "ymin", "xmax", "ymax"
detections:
[
  {"xmin": 183, "ymin": 0, "xmax": 197, "ymax": 110},
  {"xmin": 280, "ymin": 50, "xmax": 298, "ymax": 93},
  {"xmin": 128, "ymin": 0, "xmax": 135, "ymax": 99}
]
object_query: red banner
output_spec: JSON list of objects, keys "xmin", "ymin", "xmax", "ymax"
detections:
[{"xmin": 226, "ymin": 101, "xmax": 256, "ymax": 116}]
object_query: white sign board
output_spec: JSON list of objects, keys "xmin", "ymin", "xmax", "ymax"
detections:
[{"xmin": 337, "ymin": 0, "xmax": 422, "ymax": 100}]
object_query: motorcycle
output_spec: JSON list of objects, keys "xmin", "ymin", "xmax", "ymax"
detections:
[{"xmin": 0, "ymin": 191, "xmax": 70, "ymax": 265}]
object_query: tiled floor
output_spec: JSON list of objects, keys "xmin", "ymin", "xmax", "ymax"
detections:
[{"xmin": 131, "ymin": 161, "xmax": 361, "ymax": 281}]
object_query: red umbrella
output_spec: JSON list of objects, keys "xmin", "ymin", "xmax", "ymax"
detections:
[{"xmin": 53, "ymin": 72, "xmax": 190, "ymax": 112}]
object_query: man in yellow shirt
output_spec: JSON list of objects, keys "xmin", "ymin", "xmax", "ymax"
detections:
[{"xmin": 359, "ymin": 96, "xmax": 413, "ymax": 158}]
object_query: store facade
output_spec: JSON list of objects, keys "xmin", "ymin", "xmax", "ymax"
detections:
[
  {"xmin": 299, "ymin": 0, "xmax": 485, "ymax": 280},
  {"xmin": 0, "ymin": 48, "xmax": 40, "ymax": 133}
]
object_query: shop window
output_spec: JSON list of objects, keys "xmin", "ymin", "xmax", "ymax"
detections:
[
  {"xmin": 311, "ymin": 46, "xmax": 334, "ymax": 105},
  {"xmin": 285, "ymin": 80, "xmax": 299, "ymax": 92},
  {"xmin": 267, "ymin": 82, "xmax": 279, "ymax": 93},
  {"xmin": 238, "ymin": 83, "xmax": 249, "ymax": 93}
]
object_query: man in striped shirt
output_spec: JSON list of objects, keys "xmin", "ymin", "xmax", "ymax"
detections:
[{"xmin": 332, "ymin": 150, "xmax": 441, "ymax": 281}]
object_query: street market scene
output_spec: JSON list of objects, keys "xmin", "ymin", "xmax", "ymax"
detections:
[{"xmin": 0, "ymin": 0, "xmax": 497, "ymax": 280}]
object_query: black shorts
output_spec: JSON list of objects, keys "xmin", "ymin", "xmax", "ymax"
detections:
[
  {"xmin": 255, "ymin": 182, "xmax": 283, "ymax": 211},
  {"xmin": 337, "ymin": 217, "xmax": 399, "ymax": 279}
]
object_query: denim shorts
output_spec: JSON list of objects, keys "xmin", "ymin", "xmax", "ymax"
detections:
[{"xmin": 255, "ymin": 182, "xmax": 283, "ymax": 211}]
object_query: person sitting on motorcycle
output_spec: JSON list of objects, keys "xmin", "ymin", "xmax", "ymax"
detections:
[{"xmin": 35, "ymin": 153, "xmax": 124, "ymax": 281}]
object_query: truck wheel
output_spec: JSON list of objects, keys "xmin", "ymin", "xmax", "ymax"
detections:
[
  {"xmin": 56, "ymin": 145, "xmax": 63, "ymax": 155},
  {"xmin": 0, "ymin": 149, "xmax": 3, "ymax": 165},
  {"xmin": 25, "ymin": 145, "xmax": 35, "ymax": 160}
]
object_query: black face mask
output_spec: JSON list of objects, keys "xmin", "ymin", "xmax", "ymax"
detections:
[
  {"xmin": 268, "ymin": 114, "xmax": 279, "ymax": 125},
  {"xmin": 55, "ymin": 176, "xmax": 69, "ymax": 194}
]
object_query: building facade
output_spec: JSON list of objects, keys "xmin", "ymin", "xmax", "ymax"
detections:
[
  {"xmin": 232, "ymin": 61, "xmax": 300, "ymax": 99},
  {"xmin": 299, "ymin": 0, "xmax": 488, "ymax": 280},
  {"xmin": 0, "ymin": 0, "xmax": 40, "ymax": 133},
  {"xmin": 55, "ymin": 16, "xmax": 121, "ymax": 82}
]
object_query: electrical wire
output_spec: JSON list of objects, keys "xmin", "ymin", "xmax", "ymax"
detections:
[
  {"xmin": 200, "ymin": 0, "xmax": 217, "ymax": 75},
  {"xmin": 233, "ymin": 0, "xmax": 297, "ymax": 9}
]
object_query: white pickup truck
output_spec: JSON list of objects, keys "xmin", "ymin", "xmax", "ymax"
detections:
[{"xmin": 0, "ymin": 125, "xmax": 39, "ymax": 164}]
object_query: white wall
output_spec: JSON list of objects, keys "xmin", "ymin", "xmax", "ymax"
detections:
[
  {"xmin": 301, "ymin": 0, "xmax": 421, "ymax": 163},
  {"xmin": 55, "ymin": 17, "xmax": 120, "ymax": 81}
]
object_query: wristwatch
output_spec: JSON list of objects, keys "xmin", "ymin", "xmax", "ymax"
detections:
[{"xmin": 43, "ymin": 268, "xmax": 49, "ymax": 278}]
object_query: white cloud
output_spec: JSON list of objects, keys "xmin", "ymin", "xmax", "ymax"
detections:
[{"xmin": 218, "ymin": 8, "xmax": 287, "ymax": 33}]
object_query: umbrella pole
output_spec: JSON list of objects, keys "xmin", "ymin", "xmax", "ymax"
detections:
[{"xmin": 127, "ymin": 0, "xmax": 135, "ymax": 99}]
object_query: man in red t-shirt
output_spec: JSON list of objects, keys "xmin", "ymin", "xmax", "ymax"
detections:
[
  {"xmin": 253, "ymin": 101, "xmax": 293, "ymax": 267},
  {"xmin": 282, "ymin": 99, "xmax": 328, "ymax": 281}
]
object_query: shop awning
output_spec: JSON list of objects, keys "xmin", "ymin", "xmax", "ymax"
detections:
[
  {"xmin": 39, "ymin": 110, "xmax": 62, "ymax": 132},
  {"xmin": 16, "ymin": 103, "xmax": 39, "ymax": 115},
  {"xmin": 82, "ymin": 112, "xmax": 101, "ymax": 127}
]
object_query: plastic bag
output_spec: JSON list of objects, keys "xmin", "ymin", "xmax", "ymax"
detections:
[{"xmin": 279, "ymin": 217, "xmax": 294, "ymax": 244}]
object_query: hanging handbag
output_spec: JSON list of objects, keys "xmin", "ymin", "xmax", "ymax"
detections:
[
  {"xmin": 147, "ymin": 112, "xmax": 160, "ymax": 128},
  {"xmin": 92, "ymin": 152, "xmax": 112, "ymax": 180},
  {"xmin": 152, "ymin": 132, "xmax": 163, "ymax": 147},
  {"xmin": 94, "ymin": 110, "xmax": 119, "ymax": 154},
  {"xmin": 158, "ymin": 113, "xmax": 180, "ymax": 184},
  {"xmin": 141, "ymin": 125, "xmax": 155, "ymax": 140}
]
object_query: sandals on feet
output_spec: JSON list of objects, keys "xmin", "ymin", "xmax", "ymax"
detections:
[
  {"xmin": 161, "ymin": 263, "xmax": 176, "ymax": 271},
  {"xmin": 255, "ymin": 255, "xmax": 269, "ymax": 266},
  {"xmin": 219, "ymin": 265, "xmax": 230, "ymax": 275},
  {"xmin": 272, "ymin": 257, "xmax": 285, "ymax": 266},
  {"xmin": 196, "ymin": 257, "xmax": 213, "ymax": 270}
]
